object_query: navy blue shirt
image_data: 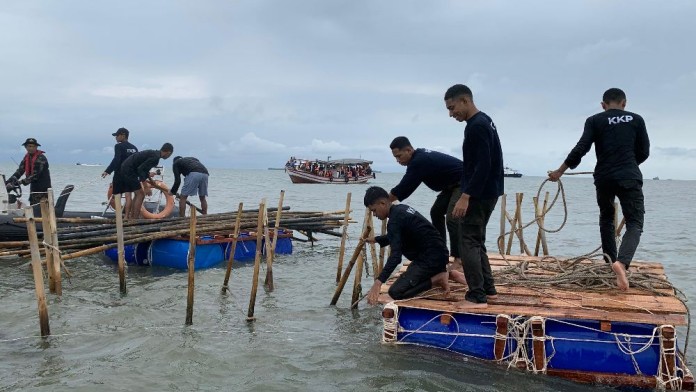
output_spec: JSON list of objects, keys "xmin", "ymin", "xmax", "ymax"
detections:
[
  {"xmin": 460, "ymin": 111, "xmax": 504, "ymax": 199},
  {"xmin": 564, "ymin": 109, "xmax": 649, "ymax": 183},
  {"xmin": 390, "ymin": 148, "xmax": 462, "ymax": 201},
  {"xmin": 374, "ymin": 204, "xmax": 448, "ymax": 283},
  {"xmin": 105, "ymin": 141, "xmax": 138, "ymax": 175},
  {"xmin": 121, "ymin": 150, "xmax": 161, "ymax": 182}
]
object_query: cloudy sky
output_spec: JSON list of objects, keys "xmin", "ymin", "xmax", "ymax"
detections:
[{"xmin": 1, "ymin": 1, "xmax": 695, "ymax": 179}]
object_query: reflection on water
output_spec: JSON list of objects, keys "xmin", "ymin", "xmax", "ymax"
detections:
[{"xmin": 0, "ymin": 165, "xmax": 693, "ymax": 391}]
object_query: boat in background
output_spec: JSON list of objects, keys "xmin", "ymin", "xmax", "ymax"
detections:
[
  {"xmin": 285, "ymin": 157, "xmax": 375, "ymax": 184},
  {"xmin": 76, "ymin": 163, "xmax": 103, "ymax": 167},
  {"xmin": 504, "ymin": 166, "xmax": 523, "ymax": 178}
]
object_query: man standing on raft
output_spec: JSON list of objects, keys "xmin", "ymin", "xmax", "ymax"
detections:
[{"xmin": 548, "ymin": 88, "xmax": 650, "ymax": 291}]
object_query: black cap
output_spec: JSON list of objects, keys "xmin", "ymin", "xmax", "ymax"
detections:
[
  {"xmin": 22, "ymin": 138, "xmax": 41, "ymax": 146},
  {"xmin": 112, "ymin": 127, "xmax": 129, "ymax": 137}
]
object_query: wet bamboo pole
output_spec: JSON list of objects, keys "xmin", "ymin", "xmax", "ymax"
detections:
[
  {"xmin": 25, "ymin": 206, "xmax": 50, "ymax": 336},
  {"xmin": 265, "ymin": 190, "xmax": 285, "ymax": 291},
  {"xmin": 247, "ymin": 199, "xmax": 265, "ymax": 322},
  {"xmin": 335, "ymin": 193, "xmax": 351, "ymax": 284},
  {"xmin": 221, "ymin": 202, "xmax": 244, "ymax": 294},
  {"xmin": 330, "ymin": 225, "xmax": 371, "ymax": 306},
  {"xmin": 46, "ymin": 189, "xmax": 62, "ymax": 295},
  {"xmin": 114, "ymin": 194, "xmax": 127, "ymax": 294},
  {"xmin": 185, "ymin": 207, "xmax": 197, "ymax": 325},
  {"xmin": 499, "ymin": 194, "xmax": 507, "ymax": 253},
  {"xmin": 262, "ymin": 207, "xmax": 273, "ymax": 290},
  {"xmin": 540, "ymin": 191, "xmax": 550, "ymax": 256},
  {"xmin": 367, "ymin": 209, "xmax": 378, "ymax": 278},
  {"xmin": 505, "ymin": 196, "xmax": 518, "ymax": 255},
  {"xmin": 351, "ymin": 209, "xmax": 370, "ymax": 308},
  {"xmin": 39, "ymin": 199, "xmax": 56, "ymax": 293}
]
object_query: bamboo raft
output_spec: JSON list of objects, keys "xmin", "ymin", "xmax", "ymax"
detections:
[{"xmin": 378, "ymin": 254, "xmax": 693, "ymax": 390}]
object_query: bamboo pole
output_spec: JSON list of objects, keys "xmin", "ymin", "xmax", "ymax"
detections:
[
  {"xmin": 351, "ymin": 209, "xmax": 371, "ymax": 308},
  {"xmin": 262, "ymin": 207, "xmax": 273, "ymax": 291},
  {"xmin": 505, "ymin": 196, "xmax": 518, "ymax": 255},
  {"xmin": 540, "ymin": 191, "xmax": 550, "ymax": 255},
  {"xmin": 221, "ymin": 202, "xmax": 244, "ymax": 294},
  {"xmin": 265, "ymin": 190, "xmax": 285, "ymax": 291},
  {"xmin": 114, "ymin": 194, "xmax": 127, "ymax": 294},
  {"xmin": 185, "ymin": 207, "xmax": 197, "ymax": 325},
  {"xmin": 499, "ymin": 194, "xmax": 506, "ymax": 253},
  {"xmin": 516, "ymin": 193, "xmax": 526, "ymax": 254},
  {"xmin": 367, "ymin": 209, "xmax": 378, "ymax": 278},
  {"xmin": 40, "ymin": 199, "xmax": 56, "ymax": 293},
  {"xmin": 46, "ymin": 189, "xmax": 62, "ymax": 295},
  {"xmin": 247, "ymin": 200, "xmax": 265, "ymax": 322},
  {"xmin": 330, "ymin": 226, "xmax": 371, "ymax": 306},
  {"xmin": 25, "ymin": 207, "xmax": 50, "ymax": 336},
  {"xmin": 335, "ymin": 192, "xmax": 351, "ymax": 284},
  {"xmin": 533, "ymin": 196, "xmax": 541, "ymax": 256}
]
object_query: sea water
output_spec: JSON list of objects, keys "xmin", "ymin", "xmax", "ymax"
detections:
[{"xmin": 1, "ymin": 164, "xmax": 694, "ymax": 391}]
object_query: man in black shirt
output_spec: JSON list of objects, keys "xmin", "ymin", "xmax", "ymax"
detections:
[
  {"xmin": 102, "ymin": 128, "xmax": 138, "ymax": 218},
  {"xmin": 363, "ymin": 186, "xmax": 450, "ymax": 305},
  {"xmin": 548, "ymin": 88, "xmax": 650, "ymax": 291},
  {"xmin": 120, "ymin": 143, "xmax": 174, "ymax": 219},
  {"xmin": 388, "ymin": 137, "xmax": 465, "ymax": 270},
  {"xmin": 169, "ymin": 156, "xmax": 209, "ymax": 216},
  {"xmin": 445, "ymin": 84, "xmax": 504, "ymax": 309},
  {"xmin": 9, "ymin": 138, "xmax": 51, "ymax": 206}
]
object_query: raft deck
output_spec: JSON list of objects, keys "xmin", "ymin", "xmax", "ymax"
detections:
[{"xmin": 378, "ymin": 253, "xmax": 692, "ymax": 390}]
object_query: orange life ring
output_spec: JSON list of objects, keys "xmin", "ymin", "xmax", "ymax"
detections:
[
  {"xmin": 106, "ymin": 180, "xmax": 175, "ymax": 219},
  {"xmin": 140, "ymin": 180, "xmax": 175, "ymax": 219}
]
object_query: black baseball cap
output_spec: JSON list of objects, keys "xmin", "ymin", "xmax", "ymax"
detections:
[
  {"xmin": 112, "ymin": 127, "xmax": 129, "ymax": 137},
  {"xmin": 22, "ymin": 138, "xmax": 41, "ymax": 146}
]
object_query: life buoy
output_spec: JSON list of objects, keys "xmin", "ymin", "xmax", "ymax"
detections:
[
  {"xmin": 140, "ymin": 180, "xmax": 175, "ymax": 219},
  {"xmin": 106, "ymin": 180, "xmax": 175, "ymax": 219}
]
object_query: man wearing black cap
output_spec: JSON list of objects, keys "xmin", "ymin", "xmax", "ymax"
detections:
[
  {"xmin": 102, "ymin": 128, "xmax": 138, "ymax": 217},
  {"xmin": 119, "ymin": 143, "xmax": 174, "ymax": 219},
  {"xmin": 169, "ymin": 156, "xmax": 209, "ymax": 217},
  {"xmin": 8, "ymin": 138, "xmax": 52, "ymax": 205}
]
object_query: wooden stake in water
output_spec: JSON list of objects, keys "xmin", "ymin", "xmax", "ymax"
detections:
[
  {"xmin": 351, "ymin": 209, "xmax": 371, "ymax": 308},
  {"xmin": 330, "ymin": 226, "xmax": 371, "ymax": 306},
  {"xmin": 25, "ymin": 206, "xmax": 50, "ymax": 336},
  {"xmin": 221, "ymin": 202, "xmax": 244, "ymax": 294},
  {"xmin": 499, "ymin": 194, "xmax": 507, "ymax": 253},
  {"xmin": 113, "ymin": 193, "xmax": 127, "ymax": 294},
  {"xmin": 185, "ymin": 206, "xmax": 197, "ymax": 325},
  {"xmin": 46, "ymin": 189, "xmax": 62, "ymax": 295},
  {"xmin": 247, "ymin": 199, "xmax": 265, "ymax": 322},
  {"xmin": 336, "ymin": 192, "xmax": 351, "ymax": 284},
  {"xmin": 39, "ymin": 199, "xmax": 56, "ymax": 293},
  {"xmin": 265, "ymin": 190, "xmax": 285, "ymax": 291},
  {"xmin": 366, "ymin": 209, "xmax": 378, "ymax": 278}
]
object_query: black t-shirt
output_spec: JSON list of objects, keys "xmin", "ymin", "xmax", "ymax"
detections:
[
  {"xmin": 170, "ymin": 157, "xmax": 209, "ymax": 194},
  {"xmin": 121, "ymin": 150, "xmax": 160, "ymax": 181},
  {"xmin": 461, "ymin": 111, "xmax": 504, "ymax": 199},
  {"xmin": 564, "ymin": 109, "xmax": 650, "ymax": 183},
  {"xmin": 105, "ymin": 141, "xmax": 138, "ymax": 175},
  {"xmin": 374, "ymin": 204, "xmax": 448, "ymax": 283},
  {"xmin": 390, "ymin": 148, "xmax": 462, "ymax": 201}
]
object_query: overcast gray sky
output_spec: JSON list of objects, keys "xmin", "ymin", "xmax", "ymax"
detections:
[{"xmin": 1, "ymin": 1, "xmax": 695, "ymax": 179}]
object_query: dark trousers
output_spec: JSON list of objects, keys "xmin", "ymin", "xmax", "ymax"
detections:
[
  {"xmin": 430, "ymin": 186, "xmax": 462, "ymax": 258},
  {"xmin": 596, "ymin": 179, "xmax": 644, "ymax": 268},
  {"xmin": 459, "ymin": 197, "xmax": 498, "ymax": 303},
  {"xmin": 388, "ymin": 249, "xmax": 448, "ymax": 300}
]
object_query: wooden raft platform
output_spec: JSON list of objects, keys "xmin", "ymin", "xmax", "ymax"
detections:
[{"xmin": 378, "ymin": 253, "xmax": 688, "ymax": 327}]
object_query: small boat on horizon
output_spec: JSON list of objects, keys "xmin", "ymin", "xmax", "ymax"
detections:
[
  {"xmin": 76, "ymin": 162, "xmax": 103, "ymax": 167},
  {"xmin": 285, "ymin": 157, "xmax": 375, "ymax": 184},
  {"xmin": 504, "ymin": 166, "xmax": 523, "ymax": 178}
]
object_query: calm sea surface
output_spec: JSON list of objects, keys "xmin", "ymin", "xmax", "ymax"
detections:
[{"xmin": 1, "ymin": 164, "xmax": 694, "ymax": 391}]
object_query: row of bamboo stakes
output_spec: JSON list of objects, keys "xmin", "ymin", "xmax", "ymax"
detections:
[{"xmin": 22, "ymin": 187, "xmax": 354, "ymax": 336}]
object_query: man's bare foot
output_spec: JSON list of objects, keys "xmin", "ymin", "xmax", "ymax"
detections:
[
  {"xmin": 487, "ymin": 294, "xmax": 498, "ymax": 300},
  {"xmin": 431, "ymin": 271, "xmax": 450, "ymax": 296},
  {"xmin": 455, "ymin": 300, "xmax": 488, "ymax": 310},
  {"xmin": 612, "ymin": 261, "xmax": 629, "ymax": 291},
  {"xmin": 450, "ymin": 257, "xmax": 463, "ymax": 273},
  {"xmin": 448, "ymin": 270, "xmax": 467, "ymax": 286}
]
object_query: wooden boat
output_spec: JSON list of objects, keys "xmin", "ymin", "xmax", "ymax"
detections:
[
  {"xmin": 378, "ymin": 254, "xmax": 693, "ymax": 390},
  {"xmin": 103, "ymin": 230, "xmax": 293, "ymax": 269},
  {"xmin": 285, "ymin": 157, "xmax": 375, "ymax": 184}
]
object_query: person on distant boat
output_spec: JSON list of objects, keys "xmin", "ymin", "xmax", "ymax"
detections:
[
  {"xmin": 445, "ymin": 84, "xmax": 504, "ymax": 309},
  {"xmin": 119, "ymin": 143, "xmax": 174, "ymax": 219},
  {"xmin": 362, "ymin": 186, "xmax": 451, "ymax": 304},
  {"xmin": 102, "ymin": 127, "xmax": 138, "ymax": 218},
  {"xmin": 388, "ymin": 136, "xmax": 466, "ymax": 272},
  {"xmin": 8, "ymin": 138, "xmax": 51, "ymax": 206},
  {"xmin": 548, "ymin": 88, "xmax": 650, "ymax": 291},
  {"xmin": 169, "ymin": 156, "xmax": 209, "ymax": 217}
]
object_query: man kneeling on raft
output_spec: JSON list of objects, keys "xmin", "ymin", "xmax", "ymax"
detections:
[{"xmin": 363, "ymin": 186, "xmax": 464, "ymax": 305}]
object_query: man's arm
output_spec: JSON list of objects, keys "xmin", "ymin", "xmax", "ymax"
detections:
[
  {"xmin": 136, "ymin": 157, "xmax": 159, "ymax": 182},
  {"xmin": 10, "ymin": 159, "xmax": 25, "ymax": 181},
  {"xmin": 635, "ymin": 117, "xmax": 650, "ymax": 165},
  {"xmin": 390, "ymin": 166, "xmax": 423, "ymax": 202},
  {"xmin": 460, "ymin": 125, "xmax": 492, "ymax": 197},
  {"xmin": 549, "ymin": 118, "xmax": 595, "ymax": 181},
  {"xmin": 22, "ymin": 155, "xmax": 48, "ymax": 185},
  {"xmin": 103, "ymin": 144, "xmax": 123, "ymax": 177},
  {"xmin": 169, "ymin": 163, "xmax": 182, "ymax": 195}
]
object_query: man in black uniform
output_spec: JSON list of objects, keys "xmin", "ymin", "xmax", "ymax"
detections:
[
  {"xmin": 169, "ymin": 156, "xmax": 209, "ymax": 216},
  {"xmin": 388, "ymin": 136, "xmax": 465, "ymax": 271},
  {"xmin": 102, "ymin": 127, "xmax": 138, "ymax": 218},
  {"xmin": 8, "ymin": 138, "xmax": 51, "ymax": 206},
  {"xmin": 119, "ymin": 143, "xmax": 174, "ymax": 219},
  {"xmin": 363, "ymin": 186, "xmax": 450, "ymax": 305},
  {"xmin": 548, "ymin": 88, "xmax": 650, "ymax": 291},
  {"xmin": 445, "ymin": 84, "xmax": 504, "ymax": 309}
]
